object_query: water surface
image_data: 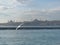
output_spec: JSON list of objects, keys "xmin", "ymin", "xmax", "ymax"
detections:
[{"xmin": 0, "ymin": 29, "xmax": 60, "ymax": 45}]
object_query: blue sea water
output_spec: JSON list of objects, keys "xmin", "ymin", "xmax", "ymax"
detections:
[{"xmin": 0, "ymin": 29, "xmax": 60, "ymax": 45}]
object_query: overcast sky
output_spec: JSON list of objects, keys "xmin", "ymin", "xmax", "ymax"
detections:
[{"xmin": 0, "ymin": 0, "xmax": 60, "ymax": 23}]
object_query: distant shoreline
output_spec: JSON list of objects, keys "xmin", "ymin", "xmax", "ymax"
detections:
[
  {"xmin": 0, "ymin": 19, "xmax": 60, "ymax": 26},
  {"xmin": 0, "ymin": 26, "xmax": 60, "ymax": 30}
]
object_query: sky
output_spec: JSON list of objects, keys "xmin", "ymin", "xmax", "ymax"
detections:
[{"xmin": 0, "ymin": 0, "xmax": 60, "ymax": 23}]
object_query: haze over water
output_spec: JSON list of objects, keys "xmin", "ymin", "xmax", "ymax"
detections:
[{"xmin": 0, "ymin": 29, "xmax": 60, "ymax": 45}]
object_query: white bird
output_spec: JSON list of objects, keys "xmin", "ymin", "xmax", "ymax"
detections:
[{"xmin": 16, "ymin": 23, "xmax": 24, "ymax": 30}]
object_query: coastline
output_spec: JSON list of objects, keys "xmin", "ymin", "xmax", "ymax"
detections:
[{"xmin": 0, "ymin": 26, "xmax": 60, "ymax": 30}]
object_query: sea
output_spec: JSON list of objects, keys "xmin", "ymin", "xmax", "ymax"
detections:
[{"xmin": 0, "ymin": 29, "xmax": 60, "ymax": 45}]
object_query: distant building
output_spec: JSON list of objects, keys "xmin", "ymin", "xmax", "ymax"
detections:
[
  {"xmin": 8, "ymin": 20, "xmax": 14, "ymax": 24},
  {"xmin": 33, "ymin": 19, "xmax": 40, "ymax": 22},
  {"xmin": 0, "ymin": 19, "xmax": 60, "ymax": 26}
]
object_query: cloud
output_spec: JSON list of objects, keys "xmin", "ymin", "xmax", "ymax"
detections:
[
  {"xmin": 16, "ymin": 0, "xmax": 31, "ymax": 3},
  {"xmin": 0, "ymin": 0, "xmax": 19, "ymax": 8},
  {"xmin": 0, "ymin": 0, "xmax": 60, "ymax": 22},
  {"xmin": 3, "ymin": 7, "xmax": 60, "ymax": 21},
  {"xmin": 16, "ymin": 0, "xmax": 32, "ymax": 6},
  {"xmin": 19, "ymin": 8, "xmax": 60, "ymax": 21},
  {"xmin": 0, "ymin": 6, "xmax": 8, "ymax": 10},
  {"xmin": 0, "ymin": 7, "xmax": 60, "ymax": 22},
  {"xmin": 0, "ymin": 0, "xmax": 32, "ymax": 10}
]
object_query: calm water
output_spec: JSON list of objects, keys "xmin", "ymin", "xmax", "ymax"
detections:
[{"xmin": 0, "ymin": 29, "xmax": 60, "ymax": 45}]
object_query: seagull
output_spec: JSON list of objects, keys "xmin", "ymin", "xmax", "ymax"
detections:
[{"xmin": 16, "ymin": 23, "xmax": 24, "ymax": 30}]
